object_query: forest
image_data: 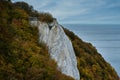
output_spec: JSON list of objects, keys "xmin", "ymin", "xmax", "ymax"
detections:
[{"xmin": 0, "ymin": 0, "xmax": 119, "ymax": 80}]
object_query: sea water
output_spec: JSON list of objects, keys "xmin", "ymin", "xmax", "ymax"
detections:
[{"xmin": 63, "ymin": 24, "xmax": 120, "ymax": 76}]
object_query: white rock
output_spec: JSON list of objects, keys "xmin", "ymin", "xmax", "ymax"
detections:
[{"xmin": 38, "ymin": 20, "xmax": 80, "ymax": 80}]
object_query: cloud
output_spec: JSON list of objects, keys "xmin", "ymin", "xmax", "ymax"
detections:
[
  {"xmin": 13, "ymin": 0, "xmax": 120, "ymax": 24},
  {"xmin": 107, "ymin": 3, "xmax": 120, "ymax": 8}
]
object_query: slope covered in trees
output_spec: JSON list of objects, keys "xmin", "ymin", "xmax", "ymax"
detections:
[
  {"xmin": 0, "ymin": 1, "xmax": 74, "ymax": 80},
  {"xmin": 64, "ymin": 28, "xmax": 119, "ymax": 80},
  {"xmin": 0, "ymin": 0, "xmax": 119, "ymax": 80}
]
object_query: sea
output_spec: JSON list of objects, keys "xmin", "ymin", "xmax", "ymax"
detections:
[{"xmin": 63, "ymin": 24, "xmax": 120, "ymax": 76}]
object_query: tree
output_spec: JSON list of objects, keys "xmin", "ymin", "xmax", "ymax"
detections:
[
  {"xmin": 13, "ymin": 1, "xmax": 33, "ymax": 15},
  {"xmin": 38, "ymin": 12, "xmax": 53, "ymax": 23}
]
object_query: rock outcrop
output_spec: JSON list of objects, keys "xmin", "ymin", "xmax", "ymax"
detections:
[{"xmin": 38, "ymin": 20, "xmax": 80, "ymax": 80}]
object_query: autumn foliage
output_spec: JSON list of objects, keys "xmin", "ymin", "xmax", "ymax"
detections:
[
  {"xmin": 0, "ymin": 1, "xmax": 74, "ymax": 80},
  {"xmin": 38, "ymin": 12, "xmax": 54, "ymax": 23},
  {"xmin": 0, "ymin": 0, "xmax": 119, "ymax": 80},
  {"xmin": 64, "ymin": 28, "xmax": 119, "ymax": 80}
]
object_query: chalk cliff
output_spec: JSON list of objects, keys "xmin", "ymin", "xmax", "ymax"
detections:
[
  {"xmin": 38, "ymin": 20, "xmax": 80, "ymax": 80},
  {"xmin": 1, "ymin": 1, "xmax": 119, "ymax": 80}
]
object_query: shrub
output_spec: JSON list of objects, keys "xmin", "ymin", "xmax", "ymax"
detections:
[{"xmin": 38, "ymin": 12, "xmax": 54, "ymax": 23}]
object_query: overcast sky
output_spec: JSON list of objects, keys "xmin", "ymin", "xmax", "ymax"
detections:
[{"xmin": 13, "ymin": 0, "xmax": 120, "ymax": 24}]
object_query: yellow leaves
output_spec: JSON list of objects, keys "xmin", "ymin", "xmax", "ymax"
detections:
[
  {"xmin": 29, "ymin": 53, "xmax": 42, "ymax": 66},
  {"xmin": 13, "ymin": 8, "xmax": 28, "ymax": 19},
  {"xmin": 0, "ymin": 1, "xmax": 76, "ymax": 80},
  {"xmin": 22, "ymin": 19, "xmax": 28, "ymax": 26},
  {"xmin": 17, "ymin": 59, "xmax": 23, "ymax": 66},
  {"xmin": 64, "ymin": 27, "xmax": 119, "ymax": 79}
]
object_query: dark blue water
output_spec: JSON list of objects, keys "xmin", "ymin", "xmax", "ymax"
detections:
[{"xmin": 63, "ymin": 24, "xmax": 120, "ymax": 76}]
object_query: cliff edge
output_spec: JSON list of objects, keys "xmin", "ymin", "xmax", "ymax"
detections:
[
  {"xmin": 38, "ymin": 20, "xmax": 80, "ymax": 80},
  {"xmin": 0, "ymin": 1, "xmax": 119, "ymax": 80}
]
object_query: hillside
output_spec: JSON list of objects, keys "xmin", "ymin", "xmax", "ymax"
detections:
[
  {"xmin": 64, "ymin": 28, "xmax": 119, "ymax": 80},
  {"xmin": 0, "ymin": 0, "xmax": 119, "ymax": 80},
  {"xmin": 0, "ymin": 1, "xmax": 74, "ymax": 80}
]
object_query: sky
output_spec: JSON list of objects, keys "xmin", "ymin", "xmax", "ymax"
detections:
[{"xmin": 13, "ymin": 0, "xmax": 120, "ymax": 24}]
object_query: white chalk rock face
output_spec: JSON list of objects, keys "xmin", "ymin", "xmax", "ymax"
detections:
[{"xmin": 38, "ymin": 20, "xmax": 80, "ymax": 80}]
